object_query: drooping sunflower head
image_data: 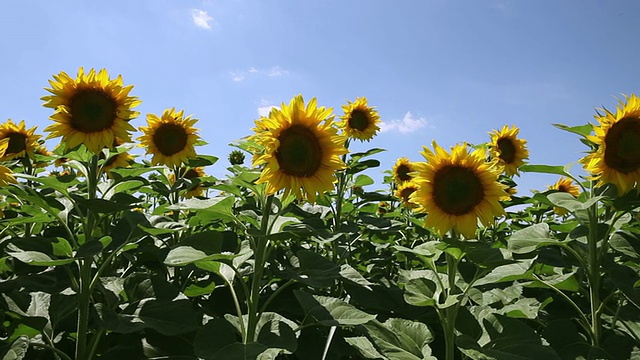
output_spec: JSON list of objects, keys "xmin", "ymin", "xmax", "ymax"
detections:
[
  {"xmin": 250, "ymin": 95, "xmax": 348, "ymax": 203},
  {"xmin": 169, "ymin": 167, "xmax": 207, "ymax": 198},
  {"xmin": 339, "ymin": 97, "xmax": 381, "ymax": 142},
  {"xmin": 392, "ymin": 157, "xmax": 416, "ymax": 184},
  {"xmin": 410, "ymin": 141, "xmax": 509, "ymax": 239},
  {"xmin": 548, "ymin": 176, "xmax": 580, "ymax": 216},
  {"xmin": 488, "ymin": 125, "xmax": 529, "ymax": 176},
  {"xmin": 138, "ymin": 108, "xmax": 202, "ymax": 167},
  {"xmin": 0, "ymin": 119, "xmax": 41, "ymax": 161},
  {"xmin": 580, "ymin": 94, "xmax": 640, "ymax": 195},
  {"xmin": 395, "ymin": 180, "xmax": 419, "ymax": 208},
  {"xmin": 42, "ymin": 68, "xmax": 140, "ymax": 153}
]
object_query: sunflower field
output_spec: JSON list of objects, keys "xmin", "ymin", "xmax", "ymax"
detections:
[{"xmin": 1, "ymin": 68, "xmax": 639, "ymax": 360}]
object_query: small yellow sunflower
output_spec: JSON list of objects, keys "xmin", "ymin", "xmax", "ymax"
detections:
[
  {"xmin": 250, "ymin": 95, "xmax": 347, "ymax": 203},
  {"xmin": 395, "ymin": 180, "xmax": 419, "ymax": 208},
  {"xmin": 489, "ymin": 125, "xmax": 529, "ymax": 176},
  {"xmin": 339, "ymin": 97, "xmax": 381, "ymax": 141},
  {"xmin": 411, "ymin": 141, "xmax": 509, "ymax": 239},
  {"xmin": 138, "ymin": 108, "xmax": 201, "ymax": 167},
  {"xmin": 392, "ymin": 157, "xmax": 416, "ymax": 184},
  {"xmin": 0, "ymin": 119, "xmax": 41, "ymax": 161},
  {"xmin": 548, "ymin": 177, "xmax": 580, "ymax": 216},
  {"xmin": 0, "ymin": 140, "xmax": 16, "ymax": 186},
  {"xmin": 42, "ymin": 68, "xmax": 140, "ymax": 153},
  {"xmin": 170, "ymin": 167, "xmax": 207, "ymax": 198},
  {"xmin": 580, "ymin": 94, "xmax": 640, "ymax": 195},
  {"xmin": 101, "ymin": 139, "xmax": 133, "ymax": 176}
]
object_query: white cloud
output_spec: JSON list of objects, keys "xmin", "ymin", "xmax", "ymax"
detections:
[
  {"xmin": 257, "ymin": 100, "xmax": 279, "ymax": 117},
  {"xmin": 267, "ymin": 66, "xmax": 289, "ymax": 77},
  {"xmin": 229, "ymin": 66, "xmax": 289, "ymax": 81},
  {"xmin": 379, "ymin": 112, "xmax": 429, "ymax": 134},
  {"xmin": 191, "ymin": 9, "xmax": 213, "ymax": 30}
]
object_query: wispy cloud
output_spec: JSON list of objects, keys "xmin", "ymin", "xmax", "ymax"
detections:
[
  {"xmin": 191, "ymin": 9, "xmax": 214, "ymax": 30},
  {"xmin": 230, "ymin": 66, "xmax": 289, "ymax": 82},
  {"xmin": 257, "ymin": 100, "xmax": 279, "ymax": 117},
  {"xmin": 379, "ymin": 112, "xmax": 429, "ymax": 134}
]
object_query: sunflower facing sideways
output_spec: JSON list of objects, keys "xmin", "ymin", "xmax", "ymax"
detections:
[
  {"xmin": 580, "ymin": 94, "xmax": 640, "ymax": 195},
  {"xmin": 489, "ymin": 125, "xmax": 529, "ymax": 176},
  {"xmin": 42, "ymin": 68, "xmax": 140, "ymax": 153},
  {"xmin": 251, "ymin": 95, "xmax": 347, "ymax": 203},
  {"xmin": 138, "ymin": 108, "xmax": 201, "ymax": 167},
  {"xmin": 0, "ymin": 119, "xmax": 41, "ymax": 161},
  {"xmin": 392, "ymin": 157, "xmax": 416, "ymax": 185},
  {"xmin": 100, "ymin": 138, "xmax": 134, "ymax": 177},
  {"xmin": 169, "ymin": 167, "xmax": 207, "ymax": 198},
  {"xmin": 0, "ymin": 140, "xmax": 16, "ymax": 186},
  {"xmin": 339, "ymin": 97, "xmax": 381, "ymax": 141},
  {"xmin": 395, "ymin": 180, "xmax": 419, "ymax": 208},
  {"xmin": 548, "ymin": 177, "xmax": 580, "ymax": 216},
  {"xmin": 410, "ymin": 141, "xmax": 509, "ymax": 239}
]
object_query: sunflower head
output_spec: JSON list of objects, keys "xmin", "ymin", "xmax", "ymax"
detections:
[
  {"xmin": 250, "ymin": 95, "xmax": 348, "ymax": 203},
  {"xmin": 395, "ymin": 180, "xmax": 419, "ymax": 208},
  {"xmin": 138, "ymin": 108, "xmax": 202, "ymax": 167},
  {"xmin": 169, "ymin": 167, "xmax": 207, "ymax": 198},
  {"xmin": 42, "ymin": 68, "xmax": 140, "ymax": 153},
  {"xmin": 411, "ymin": 141, "xmax": 509, "ymax": 239},
  {"xmin": 339, "ymin": 97, "xmax": 381, "ymax": 142},
  {"xmin": 100, "ymin": 138, "xmax": 133, "ymax": 177},
  {"xmin": 548, "ymin": 177, "xmax": 580, "ymax": 216},
  {"xmin": 580, "ymin": 94, "xmax": 640, "ymax": 195},
  {"xmin": 489, "ymin": 125, "xmax": 529, "ymax": 176},
  {"xmin": 392, "ymin": 157, "xmax": 416, "ymax": 184},
  {"xmin": 0, "ymin": 119, "xmax": 41, "ymax": 161}
]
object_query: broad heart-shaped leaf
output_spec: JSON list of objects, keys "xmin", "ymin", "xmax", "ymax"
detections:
[
  {"xmin": 285, "ymin": 250, "xmax": 340, "ymax": 288},
  {"xmin": 2, "ymin": 335, "xmax": 29, "ymax": 360},
  {"xmin": 547, "ymin": 192, "xmax": 605, "ymax": 213},
  {"xmin": 609, "ymin": 231, "xmax": 640, "ymax": 259},
  {"xmin": 294, "ymin": 290, "xmax": 376, "ymax": 327},
  {"xmin": 457, "ymin": 314, "xmax": 561, "ymax": 360},
  {"xmin": 403, "ymin": 278, "xmax": 437, "ymax": 307},
  {"xmin": 345, "ymin": 337, "xmax": 386, "ymax": 359},
  {"xmin": 164, "ymin": 246, "xmax": 240, "ymax": 266},
  {"xmin": 96, "ymin": 298, "xmax": 200, "ymax": 336},
  {"xmin": 361, "ymin": 318, "xmax": 436, "ymax": 360},
  {"xmin": 7, "ymin": 250, "xmax": 74, "ymax": 266},
  {"xmin": 507, "ymin": 223, "xmax": 560, "ymax": 254}
]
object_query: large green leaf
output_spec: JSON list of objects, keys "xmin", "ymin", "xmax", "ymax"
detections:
[
  {"xmin": 295, "ymin": 291, "xmax": 376, "ymax": 327},
  {"xmin": 363, "ymin": 318, "xmax": 436, "ymax": 360}
]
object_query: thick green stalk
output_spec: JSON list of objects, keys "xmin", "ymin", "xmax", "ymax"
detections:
[
  {"xmin": 587, "ymin": 182, "xmax": 601, "ymax": 347},
  {"xmin": 246, "ymin": 194, "xmax": 274, "ymax": 343},
  {"xmin": 76, "ymin": 155, "xmax": 99, "ymax": 360},
  {"xmin": 443, "ymin": 252, "xmax": 459, "ymax": 360}
]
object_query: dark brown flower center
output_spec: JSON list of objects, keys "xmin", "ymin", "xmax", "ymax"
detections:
[
  {"xmin": 152, "ymin": 123, "xmax": 189, "ymax": 156},
  {"xmin": 275, "ymin": 125, "xmax": 322, "ymax": 177},
  {"xmin": 396, "ymin": 164, "xmax": 412, "ymax": 182},
  {"xmin": 5, "ymin": 132, "xmax": 27, "ymax": 155},
  {"xmin": 69, "ymin": 89, "xmax": 117, "ymax": 133},
  {"xmin": 604, "ymin": 117, "xmax": 640, "ymax": 174},
  {"xmin": 348, "ymin": 110, "xmax": 370, "ymax": 131},
  {"xmin": 432, "ymin": 165, "xmax": 485, "ymax": 215},
  {"xmin": 400, "ymin": 187, "xmax": 416, "ymax": 202},
  {"xmin": 184, "ymin": 169, "xmax": 200, "ymax": 179},
  {"xmin": 497, "ymin": 138, "xmax": 516, "ymax": 163}
]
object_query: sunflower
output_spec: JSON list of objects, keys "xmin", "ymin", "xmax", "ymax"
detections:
[
  {"xmin": 101, "ymin": 138, "xmax": 133, "ymax": 177},
  {"xmin": 0, "ymin": 140, "xmax": 16, "ymax": 186},
  {"xmin": 42, "ymin": 68, "xmax": 140, "ymax": 153},
  {"xmin": 339, "ymin": 97, "xmax": 381, "ymax": 141},
  {"xmin": 250, "ymin": 95, "xmax": 347, "ymax": 203},
  {"xmin": 548, "ymin": 177, "xmax": 580, "ymax": 216},
  {"xmin": 0, "ymin": 119, "xmax": 41, "ymax": 161},
  {"xmin": 410, "ymin": 141, "xmax": 509, "ymax": 239},
  {"xmin": 489, "ymin": 125, "xmax": 529, "ymax": 176},
  {"xmin": 395, "ymin": 180, "xmax": 419, "ymax": 208},
  {"xmin": 392, "ymin": 157, "xmax": 416, "ymax": 184},
  {"xmin": 138, "ymin": 108, "xmax": 201, "ymax": 167},
  {"xmin": 170, "ymin": 167, "xmax": 207, "ymax": 198},
  {"xmin": 580, "ymin": 94, "xmax": 640, "ymax": 195}
]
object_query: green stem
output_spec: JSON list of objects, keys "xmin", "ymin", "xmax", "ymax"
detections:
[
  {"xmin": 76, "ymin": 155, "xmax": 99, "ymax": 360},
  {"xmin": 587, "ymin": 181, "xmax": 601, "ymax": 347},
  {"xmin": 246, "ymin": 194, "xmax": 274, "ymax": 343},
  {"xmin": 443, "ymin": 252, "xmax": 459, "ymax": 360}
]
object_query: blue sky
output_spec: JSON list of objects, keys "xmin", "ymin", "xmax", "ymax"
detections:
[{"xmin": 1, "ymin": 0, "xmax": 639, "ymax": 195}]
